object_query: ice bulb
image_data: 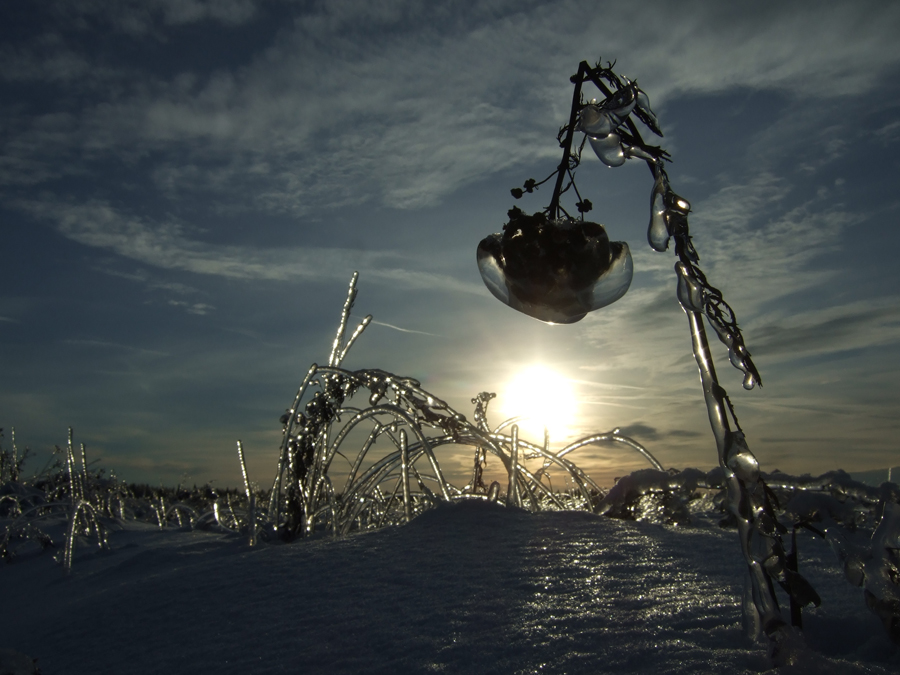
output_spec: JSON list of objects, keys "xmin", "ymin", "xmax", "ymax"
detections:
[
  {"xmin": 589, "ymin": 133, "xmax": 626, "ymax": 167},
  {"xmin": 477, "ymin": 210, "xmax": 633, "ymax": 324}
]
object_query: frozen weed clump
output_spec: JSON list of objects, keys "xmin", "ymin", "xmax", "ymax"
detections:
[
  {"xmin": 0, "ymin": 428, "xmax": 116, "ymax": 571},
  {"xmin": 0, "ymin": 429, "xmax": 264, "ymax": 571},
  {"xmin": 0, "ymin": 428, "xmax": 28, "ymax": 484},
  {"xmin": 256, "ymin": 271, "xmax": 900, "ymax": 648},
  {"xmin": 262, "ymin": 273, "xmax": 665, "ymax": 540}
]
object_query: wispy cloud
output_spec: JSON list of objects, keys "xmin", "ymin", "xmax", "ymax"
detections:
[
  {"xmin": 4, "ymin": 2, "xmax": 898, "ymax": 213},
  {"xmin": 167, "ymin": 299, "xmax": 215, "ymax": 315},
  {"xmin": 613, "ymin": 422, "xmax": 662, "ymax": 441},
  {"xmin": 62, "ymin": 338, "xmax": 169, "ymax": 356},
  {"xmin": 751, "ymin": 301, "xmax": 900, "ymax": 361},
  {"xmin": 876, "ymin": 120, "xmax": 900, "ymax": 144},
  {"xmin": 18, "ymin": 198, "xmax": 486, "ymax": 295},
  {"xmin": 44, "ymin": 0, "xmax": 259, "ymax": 35},
  {"xmin": 91, "ymin": 265, "xmax": 203, "ymax": 295}
]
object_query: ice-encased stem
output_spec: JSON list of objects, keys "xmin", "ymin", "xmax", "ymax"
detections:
[
  {"xmin": 63, "ymin": 500, "xmax": 100, "ymax": 575},
  {"xmin": 66, "ymin": 427, "xmax": 83, "ymax": 503},
  {"xmin": 557, "ymin": 431, "xmax": 664, "ymax": 471},
  {"xmin": 11, "ymin": 427, "xmax": 18, "ymax": 479},
  {"xmin": 237, "ymin": 440, "xmax": 251, "ymax": 499},
  {"xmin": 400, "ymin": 429, "xmax": 412, "ymax": 523},
  {"xmin": 676, "ymin": 262, "xmax": 786, "ymax": 639},
  {"xmin": 237, "ymin": 440, "xmax": 257, "ymax": 546},
  {"xmin": 338, "ymin": 314, "xmax": 372, "ymax": 365},
  {"xmin": 507, "ymin": 424, "xmax": 521, "ymax": 507},
  {"xmin": 270, "ymin": 363, "xmax": 319, "ymax": 522},
  {"xmin": 549, "ymin": 62, "xmax": 588, "ymax": 220},
  {"xmin": 329, "ymin": 272, "xmax": 359, "ymax": 368}
]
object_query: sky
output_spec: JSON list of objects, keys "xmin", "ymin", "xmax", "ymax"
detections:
[{"xmin": 2, "ymin": 0, "xmax": 900, "ymax": 489}]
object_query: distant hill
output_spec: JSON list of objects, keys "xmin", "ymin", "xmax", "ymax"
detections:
[{"xmin": 851, "ymin": 466, "xmax": 899, "ymax": 487}]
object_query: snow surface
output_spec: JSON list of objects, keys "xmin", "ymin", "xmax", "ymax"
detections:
[{"xmin": 2, "ymin": 501, "xmax": 898, "ymax": 674}]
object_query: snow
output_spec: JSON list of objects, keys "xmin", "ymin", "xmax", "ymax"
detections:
[{"xmin": 2, "ymin": 501, "xmax": 897, "ymax": 674}]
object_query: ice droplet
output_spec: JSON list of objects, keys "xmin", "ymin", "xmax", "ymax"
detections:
[
  {"xmin": 635, "ymin": 88, "xmax": 660, "ymax": 130},
  {"xmin": 589, "ymin": 133, "xmax": 626, "ymax": 167},
  {"xmin": 578, "ymin": 106, "xmax": 615, "ymax": 138},
  {"xmin": 675, "ymin": 263, "xmax": 706, "ymax": 312},
  {"xmin": 742, "ymin": 372, "xmax": 757, "ymax": 390},
  {"xmin": 624, "ymin": 144, "xmax": 656, "ymax": 161},
  {"xmin": 603, "ymin": 84, "xmax": 637, "ymax": 120},
  {"xmin": 477, "ymin": 211, "xmax": 633, "ymax": 323},
  {"xmin": 667, "ymin": 194, "xmax": 691, "ymax": 213},
  {"xmin": 648, "ymin": 174, "xmax": 670, "ymax": 251},
  {"xmin": 578, "ymin": 85, "xmax": 637, "ymax": 140}
]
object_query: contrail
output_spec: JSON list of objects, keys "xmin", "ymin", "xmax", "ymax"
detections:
[{"xmin": 371, "ymin": 320, "xmax": 439, "ymax": 337}]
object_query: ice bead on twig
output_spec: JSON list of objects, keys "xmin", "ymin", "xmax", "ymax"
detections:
[
  {"xmin": 588, "ymin": 132, "xmax": 626, "ymax": 167},
  {"xmin": 576, "ymin": 82, "xmax": 636, "ymax": 137}
]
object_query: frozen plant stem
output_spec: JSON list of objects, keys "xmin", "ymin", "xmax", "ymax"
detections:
[
  {"xmin": 400, "ymin": 429, "xmax": 411, "ymax": 524},
  {"xmin": 237, "ymin": 440, "xmax": 257, "ymax": 546},
  {"xmin": 494, "ymin": 58, "xmax": 793, "ymax": 658},
  {"xmin": 508, "ymin": 424, "xmax": 521, "ymax": 508},
  {"xmin": 677, "ymin": 263, "xmax": 787, "ymax": 642},
  {"xmin": 549, "ymin": 63, "xmax": 587, "ymax": 220}
]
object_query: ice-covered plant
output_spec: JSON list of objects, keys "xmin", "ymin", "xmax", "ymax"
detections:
[
  {"xmin": 0, "ymin": 429, "xmax": 108, "ymax": 570},
  {"xmin": 471, "ymin": 58, "xmax": 854, "ymax": 661},
  {"xmin": 259, "ymin": 273, "xmax": 666, "ymax": 540},
  {"xmin": 0, "ymin": 428, "xmax": 29, "ymax": 484}
]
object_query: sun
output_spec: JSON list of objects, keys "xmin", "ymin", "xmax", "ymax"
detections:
[{"xmin": 501, "ymin": 365, "xmax": 578, "ymax": 440}]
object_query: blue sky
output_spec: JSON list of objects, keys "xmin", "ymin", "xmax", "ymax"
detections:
[{"xmin": 2, "ymin": 0, "xmax": 900, "ymax": 488}]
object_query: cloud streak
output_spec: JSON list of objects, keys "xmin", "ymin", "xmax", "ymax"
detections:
[
  {"xmin": 18, "ymin": 198, "xmax": 486, "ymax": 295},
  {"xmin": 371, "ymin": 320, "xmax": 440, "ymax": 337},
  {"xmin": 62, "ymin": 339, "xmax": 169, "ymax": 357}
]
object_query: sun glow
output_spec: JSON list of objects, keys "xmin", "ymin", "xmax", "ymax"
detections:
[{"xmin": 501, "ymin": 365, "xmax": 578, "ymax": 440}]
